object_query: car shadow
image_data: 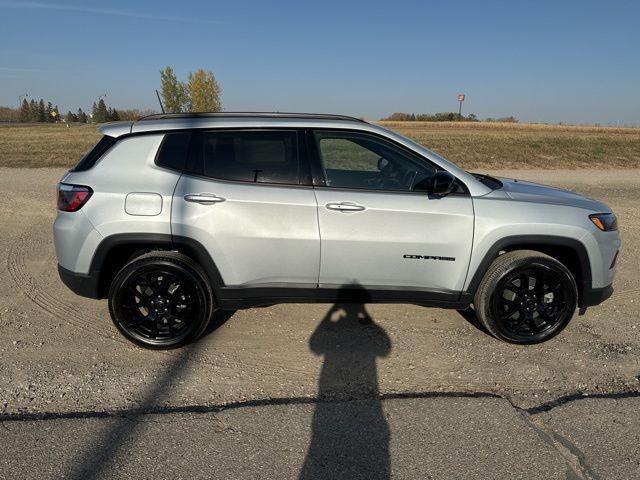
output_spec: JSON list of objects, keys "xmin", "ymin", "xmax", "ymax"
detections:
[{"xmin": 299, "ymin": 285, "xmax": 392, "ymax": 480}]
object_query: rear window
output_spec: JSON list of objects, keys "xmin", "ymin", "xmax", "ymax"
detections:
[
  {"xmin": 201, "ymin": 130, "xmax": 299, "ymax": 184},
  {"xmin": 71, "ymin": 135, "xmax": 116, "ymax": 172},
  {"xmin": 155, "ymin": 132, "xmax": 192, "ymax": 171}
]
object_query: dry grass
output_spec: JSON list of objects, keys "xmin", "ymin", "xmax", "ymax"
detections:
[
  {"xmin": 0, "ymin": 123, "xmax": 101, "ymax": 168},
  {"xmin": 0, "ymin": 121, "xmax": 639, "ymax": 169},
  {"xmin": 379, "ymin": 121, "xmax": 640, "ymax": 169}
]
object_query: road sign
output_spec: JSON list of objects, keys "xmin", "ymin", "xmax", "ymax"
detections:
[
  {"xmin": 457, "ymin": 94, "xmax": 465, "ymax": 102},
  {"xmin": 51, "ymin": 111, "xmax": 57, "ymax": 118}
]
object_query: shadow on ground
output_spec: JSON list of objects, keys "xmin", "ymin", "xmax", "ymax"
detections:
[
  {"xmin": 65, "ymin": 309, "xmax": 234, "ymax": 480},
  {"xmin": 299, "ymin": 286, "xmax": 392, "ymax": 480}
]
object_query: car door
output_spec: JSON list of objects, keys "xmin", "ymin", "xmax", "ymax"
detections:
[
  {"xmin": 172, "ymin": 129, "xmax": 320, "ymax": 287},
  {"xmin": 311, "ymin": 129, "xmax": 474, "ymax": 294}
]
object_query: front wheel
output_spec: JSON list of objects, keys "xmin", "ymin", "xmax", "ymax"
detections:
[
  {"xmin": 108, "ymin": 251, "xmax": 215, "ymax": 349},
  {"xmin": 474, "ymin": 250, "xmax": 577, "ymax": 344}
]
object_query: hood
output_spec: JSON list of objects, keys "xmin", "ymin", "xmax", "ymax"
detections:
[{"xmin": 497, "ymin": 177, "xmax": 611, "ymax": 212}]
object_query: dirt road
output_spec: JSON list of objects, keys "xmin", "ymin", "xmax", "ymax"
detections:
[{"xmin": 1, "ymin": 168, "xmax": 638, "ymax": 479}]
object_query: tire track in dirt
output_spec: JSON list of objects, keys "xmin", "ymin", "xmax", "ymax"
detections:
[{"xmin": 4, "ymin": 228, "xmax": 318, "ymax": 379}]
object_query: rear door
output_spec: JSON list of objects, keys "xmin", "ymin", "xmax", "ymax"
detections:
[
  {"xmin": 310, "ymin": 130, "xmax": 474, "ymax": 294},
  {"xmin": 171, "ymin": 129, "xmax": 320, "ymax": 287}
]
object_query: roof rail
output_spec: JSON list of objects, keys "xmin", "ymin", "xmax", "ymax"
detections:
[{"xmin": 136, "ymin": 111, "xmax": 368, "ymax": 123}]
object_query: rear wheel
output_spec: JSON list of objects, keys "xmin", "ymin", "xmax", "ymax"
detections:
[
  {"xmin": 474, "ymin": 250, "xmax": 577, "ymax": 344},
  {"xmin": 108, "ymin": 251, "xmax": 214, "ymax": 349}
]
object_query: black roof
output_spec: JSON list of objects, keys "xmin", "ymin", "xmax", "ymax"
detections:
[{"xmin": 137, "ymin": 111, "xmax": 367, "ymax": 123}]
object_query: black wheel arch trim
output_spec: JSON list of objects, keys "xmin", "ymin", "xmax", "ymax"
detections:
[
  {"xmin": 85, "ymin": 233, "xmax": 226, "ymax": 299},
  {"xmin": 465, "ymin": 235, "xmax": 593, "ymax": 307}
]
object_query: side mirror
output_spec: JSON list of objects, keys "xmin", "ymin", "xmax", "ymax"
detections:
[
  {"xmin": 431, "ymin": 171, "xmax": 456, "ymax": 196},
  {"xmin": 377, "ymin": 157, "xmax": 389, "ymax": 171}
]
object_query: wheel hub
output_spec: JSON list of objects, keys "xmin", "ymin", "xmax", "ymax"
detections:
[{"xmin": 150, "ymin": 295, "xmax": 170, "ymax": 314}]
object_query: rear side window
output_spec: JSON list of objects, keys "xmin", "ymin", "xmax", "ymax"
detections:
[
  {"xmin": 155, "ymin": 132, "xmax": 192, "ymax": 171},
  {"xmin": 71, "ymin": 135, "xmax": 116, "ymax": 171},
  {"xmin": 201, "ymin": 131, "xmax": 299, "ymax": 184}
]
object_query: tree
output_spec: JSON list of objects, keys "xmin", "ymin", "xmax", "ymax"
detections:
[
  {"xmin": 187, "ymin": 69, "xmax": 222, "ymax": 112},
  {"xmin": 77, "ymin": 108, "xmax": 88, "ymax": 123},
  {"xmin": 20, "ymin": 99, "xmax": 30, "ymax": 122},
  {"xmin": 92, "ymin": 98, "xmax": 109, "ymax": 123},
  {"xmin": 28, "ymin": 99, "xmax": 36, "ymax": 122},
  {"xmin": 160, "ymin": 66, "xmax": 189, "ymax": 112},
  {"xmin": 45, "ymin": 102, "xmax": 53, "ymax": 122},
  {"xmin": 66, "ymin": 111, "xmax": 77, "ymax": 122},
  {"xmin": 37, "ymin": 99, "xmax": 46, "ymax": 122}
]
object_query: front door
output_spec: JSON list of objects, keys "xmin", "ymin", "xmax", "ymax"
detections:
[{"xmin": 311, "ymin": 130, "xmax": 474, "ymax": 294}]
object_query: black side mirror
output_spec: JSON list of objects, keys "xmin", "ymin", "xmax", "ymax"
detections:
[{"xmin": 431, "ymin": 171, "xmax": 456, "ymax": 196}]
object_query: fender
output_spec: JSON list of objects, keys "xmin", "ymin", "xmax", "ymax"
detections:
[{"xmin": 463, "ymin": 235, "xmax": 592, "ymax": 302}]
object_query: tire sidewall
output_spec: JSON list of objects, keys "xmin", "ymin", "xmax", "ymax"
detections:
[{"xmin": 476, "ymin": 254, "xmax": 578, "ymax": 344}]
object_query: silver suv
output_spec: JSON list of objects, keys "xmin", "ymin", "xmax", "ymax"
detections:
[{"xmin": 54, "ymin": 113, "xmax": 620, "ymax": 348}]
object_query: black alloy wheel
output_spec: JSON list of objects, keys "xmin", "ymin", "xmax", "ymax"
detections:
[
  {"xmin": 491, "ymin": 264, "xmax": 575, "ymax": 342},
  {"xmin": 109, "ymin": 252, "xmax": 213, "ymax": 349}
]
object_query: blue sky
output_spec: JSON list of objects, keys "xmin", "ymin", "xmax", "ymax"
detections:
[{"xmin": 1, "ymin": 0, "xmax": 639, "ymax": 124}]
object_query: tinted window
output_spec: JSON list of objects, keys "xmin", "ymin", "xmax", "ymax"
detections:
[
  {"xmin": 155, "ymin": 132, "xmax": 191, "ymax": 171},
  {"xmin": 202, "ymin": 131, "xmax": 299, "ymax": 184},
  {"xmin": 314, "ymin": 131, "xmax": 437, "ymax": 192},
  {"xmin": 71, "ymin": 135, "xmax": 116, "ymax": 171}
]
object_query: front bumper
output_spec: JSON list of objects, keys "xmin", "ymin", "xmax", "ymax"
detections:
[
  {"xmin": 581, "ymin": 284, "xmax": 613, "ymax": 307},
  {"xmin": 58, "ymin": 264, "xmax": 101, "ymax": 299}
]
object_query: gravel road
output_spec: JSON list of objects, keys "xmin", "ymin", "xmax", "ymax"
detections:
[{"xmin": 0, "ymin": 168, "xmax": 638, "ymax": 479}]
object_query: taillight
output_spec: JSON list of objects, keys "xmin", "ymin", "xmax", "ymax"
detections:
[{"xmin": 57, "ymin": 183, "xmax": 93, "ymax": 212}]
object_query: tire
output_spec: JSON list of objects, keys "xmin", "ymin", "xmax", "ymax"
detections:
[
  {"xmin": 473, "ymin": 250, "xmax": 577, "ymax": 344},
  {"xmin": 108, "ymin": 251, "xmax": 215, "ymax": 349}
]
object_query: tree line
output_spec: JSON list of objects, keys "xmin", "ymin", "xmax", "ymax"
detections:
[
  {"xmin": 0, "ymin": 66, "xmax": 222, "ymax": 123},
  {"xmin": 382, "ymin": 112, "xmax": 518, "ymax": 122},
  {"xmin": 0, "ymin": 97, "xmax": 155, "ymax": 123},
  {"xmin": 18, "ymin": 98, "xmax": 61, "ymax": 122}
]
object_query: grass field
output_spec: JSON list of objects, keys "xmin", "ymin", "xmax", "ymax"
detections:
[{"xmin": 1, "ymin": 121, "xmax": 639, "ymax": 169}]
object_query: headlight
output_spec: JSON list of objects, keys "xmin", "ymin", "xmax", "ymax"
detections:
[{"xmin": 589, "ymin": 213, "xmax": 618, "ymax": 231}]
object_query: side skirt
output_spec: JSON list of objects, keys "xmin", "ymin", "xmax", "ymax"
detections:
[{"xmin": 216, "ymin": 284, "xmax": 470, "ymax": 310}]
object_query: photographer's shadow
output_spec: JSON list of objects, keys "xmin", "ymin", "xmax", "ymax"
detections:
[{"xmin": 299, "ymin": 286, "xmax": 392, "ymax": 480}]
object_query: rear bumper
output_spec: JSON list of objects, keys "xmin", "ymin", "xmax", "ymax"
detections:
[
  {"xmin": 581, "ymin": 284, "xmax": 613, "ymax": 307},
  {"xmin": 58, "ymin": 264, "xmax": 101, "ymax": 299}
]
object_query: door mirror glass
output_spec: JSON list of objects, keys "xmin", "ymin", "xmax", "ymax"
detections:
[{"xmin": 432, "ymin": 171, "xmax": 456, "ymax": 196}]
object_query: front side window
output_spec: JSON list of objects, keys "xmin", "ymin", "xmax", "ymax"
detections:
[
  {"xmin": 314, "ymin": 131, "xmax": 437, "ymax": 192},
  {"xmin": 202, "ymin": 130, "xmax": 299, "ymax": 184}
]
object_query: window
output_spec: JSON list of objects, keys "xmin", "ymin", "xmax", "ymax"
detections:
[
  {"xmin": 202, "ymin": 130, "xmax": 299, "ymax": 184},
  {"xmin": 314, "ymin": 131, "xmax": 437, "ymax": 192},
  {"xmin": 71, "ymin": 135, "xmax": 116, "ymax": 172},
  {"xmin": 155, "ymin": 132, "xmax": 191, "ymax": 171}
]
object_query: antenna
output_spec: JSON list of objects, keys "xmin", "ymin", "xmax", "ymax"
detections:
[{"xmin": 155, "ymin": 89, "xmax": 165, "ymax": 114}]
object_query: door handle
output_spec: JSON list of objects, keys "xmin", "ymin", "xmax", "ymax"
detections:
[
  {"xmin": 326, "ymin": 202, "xmax": 366, "ymax": 212},
  {"xmin": 184, "ymin": 193, "xmax": 226, "ymax": 205}
]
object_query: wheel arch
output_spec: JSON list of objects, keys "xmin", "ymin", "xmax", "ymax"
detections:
[
  {"xmin": 89, "ymin": 233, "xmax": 224, "ymax": 298},
  {"xmin": 465, "ymin": 235, "xmax": 592, "ymax": 306}
]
